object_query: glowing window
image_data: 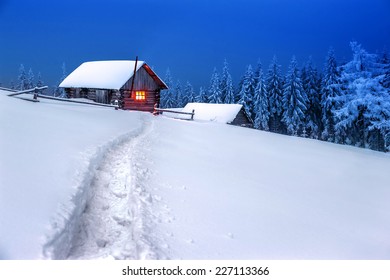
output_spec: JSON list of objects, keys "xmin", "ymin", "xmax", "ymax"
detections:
[{"xmin": 135, "ymin": 91, "xmax": 146, "ymax": 100}]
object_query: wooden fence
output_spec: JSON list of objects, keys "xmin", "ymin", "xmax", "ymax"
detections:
[
  {"xmin": 6, "ymin": 86, "xmax": 119, "ymax": 109},
  {"xmin": 153, "ymin": 105, "xmax": 195, "ymax": 120}
]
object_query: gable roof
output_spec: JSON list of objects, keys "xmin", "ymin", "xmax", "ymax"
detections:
[
  {"xmin": 182, "ymin": 103, "xmax": 246, "ymax": 124},
  {"xmin": 59, "ymin": 60, "xmax": 167, "ymax": 90}
]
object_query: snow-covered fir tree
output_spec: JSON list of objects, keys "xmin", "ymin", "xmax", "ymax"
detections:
[
  {"xmin": 282, "ymin": 56, "xmax": 308, "ymax": 136},
  {"xmin": 321, "ymin": 48, "xmax": 342, "ymax": 142},
  {"xmin": 54, "ymin": 63, "xmax": 67, "ymax": 97},
  {"xmin": 160, "ymin": 68, "xmax": 175, "ymax": 108},
  {"xmin": 302, "ymin": 58, "xmax": 322, "ymax": 138},
  {"xmin": 334, "ymin": 42, "xmax": 389, "ymax": 150},
  {"xmin": 383, "ymin": 64, "xmax": 390, "ymax": 90},
  {"xmin": 238, "ymin": 64, "xmax": 256, "ymax": 120},
  {"xmin": 379, "ymin": 50, "xmax": 390, "ymax": 90},
  {"xmin": 9, "ymin": 80, "xmax": 15, "ymax": 90},
  {"xmin": 253, "ymin": 60, "xmax": 263, "ymax": 87},
  {"xmin": 195, "ymin": 87, "xmax": 207, "ymax": 103},
  {"xmin": 253, "ymin": 65, "xmax": 269, "ymax": 130},
  {"xmin": 36, "ymin": 72, "xmax": 44, "ymax": 88},
  {"xmin": 208, "ymin": 68, "xmax": 223, "ymax": 103},
  {"xmin": 183, "ymin": 81, "xmax": 195, "ymax": 105},
  {"xmin": 220, "ymin": 59, "xmax": 235, "ymax": 104},
  {"xmin": 266, "ymin": 56, "xmax": 284, "ymax": 133},
  {"xmin": 174, "ymin": 80, "xmax": 183, "ymax": 108},
  {"xmin": 18, "ymin": 64, "xmax": 29, "ymax": 90},
  {"xmin": 27, "ymin": 68, "xmax": 34, "ymax": 89},
  {"xmin": 59, "ymin": 63, "xmax": 67, "ymax": 97}
]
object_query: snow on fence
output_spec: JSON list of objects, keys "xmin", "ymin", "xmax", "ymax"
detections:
[
  {"xmin": 7, "ymin": 86, "xmax": 49, "ymax": 97},
  {"xmin": 6, "ymin": 86, "xmax": 49, "ymax": 103},
  {"xmin": 153, "ymin": 105, "xmax": 195, "ymax": 120},
  {"xmin": 7, "ymin": 86, "xmax": 119, "ymax": 109}
]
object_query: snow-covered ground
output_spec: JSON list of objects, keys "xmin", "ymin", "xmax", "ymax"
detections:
[{"xmin": 1, "ymin": 89, "xmax": 390, "ymax": 259}]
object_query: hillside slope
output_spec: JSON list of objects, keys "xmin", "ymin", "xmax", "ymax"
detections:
[
  {"xmin": 1, "ymin": 90, "xmax": 390, "ymax": 259},
  {"xmin": 142, "ymin": 118, "xmax": 390, "ymax": 259}
]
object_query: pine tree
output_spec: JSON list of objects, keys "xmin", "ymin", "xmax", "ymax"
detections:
[
  {"xmin": 253, "ymin": 59, "xmax": 262, "ymax": 87},
  {"xmin": 160, "ymin": 68, "xmax": 175, "ymax": 108},
  {"xmin": 208, "ymin": 68, "xmax": 223, "ymax": 103},
  {"xmin": 59, "ymin": 63, "xmax": 67, "ymax": 97},
  {"xmin": 238, "ymin": 65, "xmax": 256, "ymax": 119},
  {"xmin": 282, "ymin": 56, "xmax": 308, "ymax": 136},
  {"xmin": 53, "ymin": 63, "xmax": 67, "ymax": 97},
  {"xmin": 266, "ymin": 56, "xmax": 284, "ymax": 133},
  {"xmin": 27, "ymin": 68, "xmax": 34, "ymax": 89},
  {"xmin": 303, "ymin": 58, "xmax": 322, "ymax": 138},
  {"xmin": 174, "ymin": 80, "xmax": 183, "ymax": 108},
  {"xmin": 380, "ymin": 50, "xmax": 390, "ymax": 90},
  {"xmin": 335, "ymin": 42, "xmax": 389, "ymax": 150},
  {"xmin": 36, "ymin": 72, "xmax": 44, "ymax": 88},
  {"xmin": 383, "ymin": 65, "xmax": 390, "ymax": 90},
  {"xmin": 253, "ymin": 65, "xmax": 269, "ymax": 130},
  {"xmin": 195, "ymin": 87, "xmax": 207, "ymax": 103},
  {"xmin": 220, "ymin": 59, "xmax": 235, "ymax": 104},
  {"xmin": 10, "ymin": 80, "xmax": 15, "ymax": 90},
  {"xmin": 321, "ymin": 48, "xmax": 342, "ymax": 142},
  {"xmin": 18, "ymin": 64, "xmax": 28, "ymax": 90},
  {"xmin": 183, "ymin": 81, "xmax": 195, "ymax": 105}
]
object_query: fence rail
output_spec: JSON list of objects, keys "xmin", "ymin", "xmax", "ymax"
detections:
[
  {"xmin": 7, "ymin": 86, "xmax": 49, "ymax": 97},
  {"xmin": 6, "ymin": 86, "xmax": 119, "ymax": 109}
]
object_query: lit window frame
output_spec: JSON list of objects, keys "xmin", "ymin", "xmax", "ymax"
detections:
[{"xmin": 135, "ymin": 91, "xmax": 146, "ymax": 101}]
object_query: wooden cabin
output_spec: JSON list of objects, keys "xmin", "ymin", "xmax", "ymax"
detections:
[{"xmin": 59, "ymin": 60, "xmax": 168, "ymax": 112}]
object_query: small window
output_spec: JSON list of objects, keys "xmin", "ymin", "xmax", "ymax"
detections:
[{"xmin": 135, "ymin": 91, "xmax": 146, "ymax": 100}]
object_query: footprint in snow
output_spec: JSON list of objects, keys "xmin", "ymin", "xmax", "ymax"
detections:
[
  {"xmin": 226, "ymin": 233, "xmax": 234, "ymax": 239},
  {"xmin": 112, "ymin": 215, "xmax": 131, "ymax": 226},
  {"xmin": 111, "ymin": 190, "xmax": 127, "ymax": 199}
]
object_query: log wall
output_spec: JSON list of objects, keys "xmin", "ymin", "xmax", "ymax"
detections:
[
  {"xmin": 230, "ymin": 108, "xmax": 253, "ymax": 127},
  {"xmin": 122, "ymin": 90, "xmax": 160, "ymax": 112}
]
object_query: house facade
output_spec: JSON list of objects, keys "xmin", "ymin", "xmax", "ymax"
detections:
[{"xmin": 59, "ymin": 60, "xmax": 168, "ymax": 112}]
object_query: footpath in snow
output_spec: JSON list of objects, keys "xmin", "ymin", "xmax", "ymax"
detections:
[{"xmin": 65, "ymin": 119, "xmax": 166, "ymax": 260}]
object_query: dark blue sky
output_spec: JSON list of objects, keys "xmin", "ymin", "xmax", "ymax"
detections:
[{"xmin": 0, "ymin": 0, "xmax": 389, "ymax": 90}]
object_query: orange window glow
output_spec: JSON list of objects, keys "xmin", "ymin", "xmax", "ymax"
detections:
[{"xmin": 135, "ymin": 91, "xmax": 146, "ymax": 100}]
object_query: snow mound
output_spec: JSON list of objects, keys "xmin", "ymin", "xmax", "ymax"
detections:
[{"xmin": 182, "ymin": 102, "xmax": 243, "ymax": 123}]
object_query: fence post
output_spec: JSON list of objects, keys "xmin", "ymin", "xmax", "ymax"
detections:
[
  {"xmin": 153, "ymin": 104, "xmax": 158, "ymax": 115},
  {"xmin": 33, "ymin": 87, "xmax": 38, "ymax": 100},
  {"xmin": 191, "ymin": 109, "xmax": 195, "ymax": 120}
]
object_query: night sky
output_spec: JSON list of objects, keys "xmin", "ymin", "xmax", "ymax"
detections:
[{"xmin": 0, "ymin": 0, "xmax": 389, "ymax": 90}]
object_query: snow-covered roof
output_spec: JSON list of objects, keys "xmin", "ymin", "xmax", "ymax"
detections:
[
  {"xmin": 59, "ymin": 60, "xmax": 167, "ymax": 90},
  {"xmin": 182, "ymin": 103, "xmax": 244, "ymax": 123}
]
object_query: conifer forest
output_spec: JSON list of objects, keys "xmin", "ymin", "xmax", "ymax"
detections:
[{"xmin": 160, "ymin": 42, "xmax": 390, "ymax": 152}]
